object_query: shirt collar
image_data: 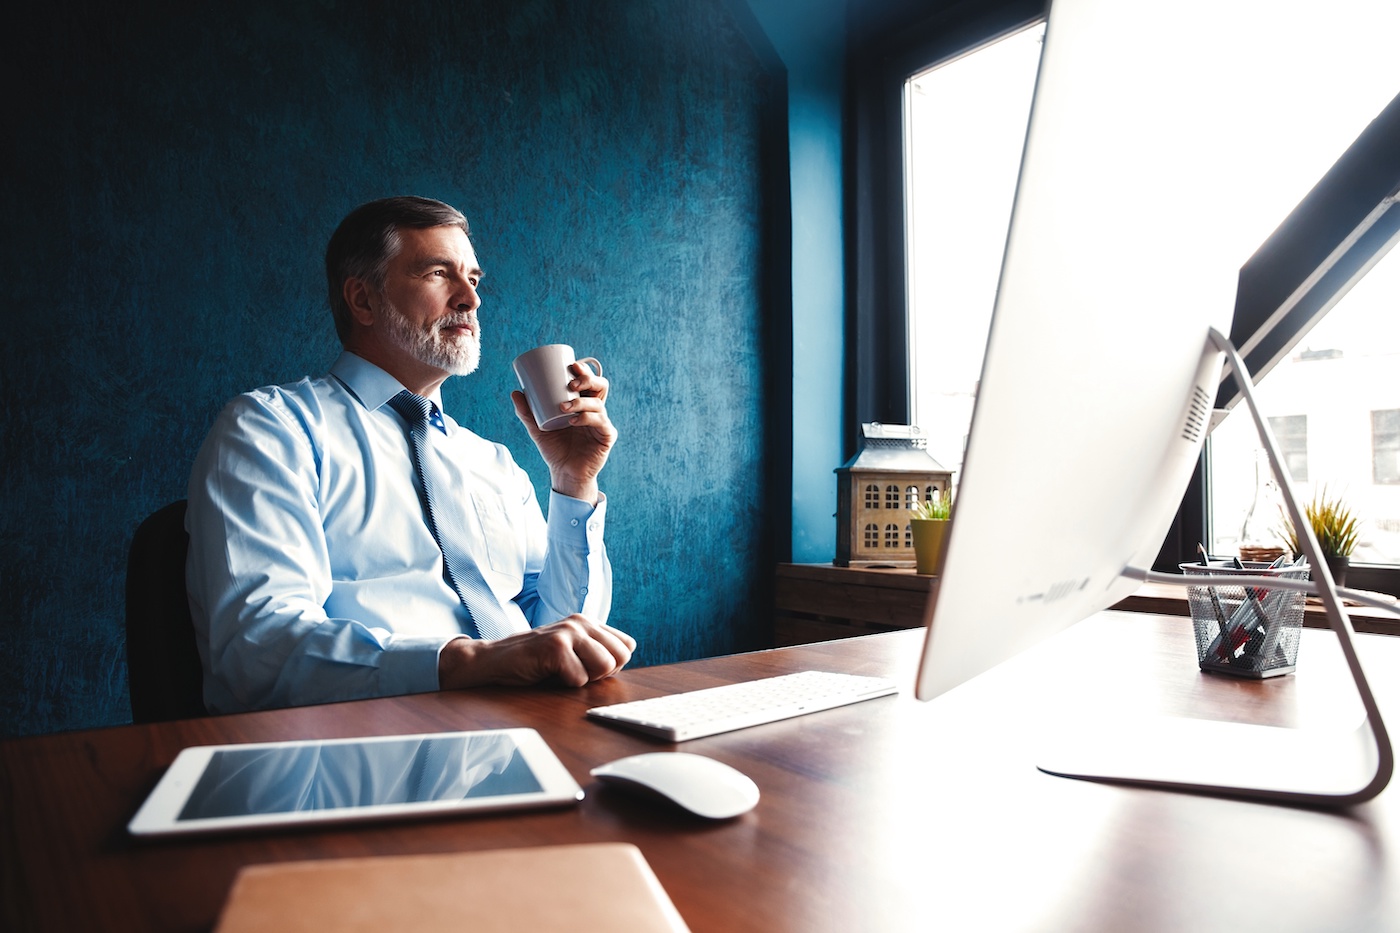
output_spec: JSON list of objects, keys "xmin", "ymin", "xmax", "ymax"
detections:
[{"xmin": 329, "ymin": 351, "xmax": 447, "ymax": 414}]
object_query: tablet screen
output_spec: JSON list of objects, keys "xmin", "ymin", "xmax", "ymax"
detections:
[
  {"xmin": 178, "ymin": 732, "xmax": 540, "ymax": 821},
  {"xmin": 128, "ymin": 728, "xmax": 583, "ymax": 837}
]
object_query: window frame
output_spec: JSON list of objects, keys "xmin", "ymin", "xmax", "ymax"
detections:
[{"xmin": 846, "ymin": 0, "xmax": 1047, "ymax": 451}]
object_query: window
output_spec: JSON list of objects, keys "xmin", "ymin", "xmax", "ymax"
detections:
[
  {"xmin": 904, "ymin": 22, "xmax": 1044, "ymax": 482},
  {"xmin": 1186, "ymin": 10, "xmax": 1400, "ymax": 587},
  {"xmin": 1209, "ymin": 237, "xmax": 1400, "ymax": 567},
  {"xmin": 854, "ymin": 0, "xmax": 1400, "ymax": 592},
  {"xmin": 906, "ymin": 485, "xmax": 920, "ymax": 509},
  {"xmin": 885, "ymin": 485, "xmax": 901, "ymax": 509},
  {"xmin": 1268, "ymin": 415, "xmax": 1309, "ymax": 482},
  {"xmin": 884, "ymin": 524, "xmax": 901, "ymax": 548},
  {"xmin": 864, "ymin": 523, "xmax": 880, "ymax": 548},
  {"xmin": 1375, "ymin": 410, "xmax": 1400, "ymax": 485},
  {"xmin": 865, "ymin": 484, "xmax": 881, "ymax": 509}
]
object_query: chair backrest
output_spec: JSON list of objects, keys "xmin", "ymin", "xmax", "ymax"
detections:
[{"xmin": 125, "ymin": 500, "xmax": 207, "ymax": 722}]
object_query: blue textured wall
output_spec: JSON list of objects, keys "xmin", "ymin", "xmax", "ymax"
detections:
[{"xmin": 0, "ymin": 0, "xmax": 775, "ymax": 736}]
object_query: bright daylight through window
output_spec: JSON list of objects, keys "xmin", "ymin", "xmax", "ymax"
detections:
[
  {"xmin": 1211, "ymin": 247, "xmax": 1400, "ymax": 564},
  {"xmin": 904, "ymin": 22, "xmax": 1043, "ymax": 492},
  {"xmin": 905, "ymin": 12, "xmax": 1400, "ymax": 571}
]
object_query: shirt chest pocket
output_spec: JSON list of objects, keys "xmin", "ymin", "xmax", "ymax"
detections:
[{"xmin": 471, "ymin": 491, "xmax": 526, "ymax": 579}]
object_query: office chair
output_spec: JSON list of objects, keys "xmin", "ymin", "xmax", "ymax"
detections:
[{"xmin": 124, "ymin": 499, "xmax": 208, "ymax": 722}]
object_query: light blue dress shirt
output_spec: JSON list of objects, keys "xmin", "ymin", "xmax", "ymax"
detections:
[{"xmin": 186, "ymin": 352, "xmax": 611, "ymax": 714}]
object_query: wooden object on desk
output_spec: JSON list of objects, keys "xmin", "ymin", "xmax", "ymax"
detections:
[
  {"xmin": 214, "ymin": 843, "xmax": 689, "ymax": 933},
  {"xmin": 9, "ymin": 612, "xmax": 1400, "ymax": 933},
  {"xmin": 773, "ymin": 562, "xmax": 934, "ymax": 645}
]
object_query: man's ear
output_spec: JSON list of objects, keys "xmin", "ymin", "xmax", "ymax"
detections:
[{"xmin": 343, "ymin": 277, "xmax": 377, "ymax": 327}]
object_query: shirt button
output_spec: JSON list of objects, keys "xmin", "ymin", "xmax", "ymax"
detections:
[
  {"xmin": 581, "ymin": 586, "xmax": 589, "ymax": 596},
  {"xmin": 570, "ymin": 518, "xmax": 580, "ymax": 527}
]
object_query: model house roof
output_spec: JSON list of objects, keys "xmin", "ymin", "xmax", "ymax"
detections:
[{"xmin": 838, "ymin": 423, "xmax": 950, "ymax": 473}]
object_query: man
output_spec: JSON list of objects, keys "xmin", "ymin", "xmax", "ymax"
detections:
[{"xmin": 186, "ymin": 196, "xmax": 633, "ymax": 713}]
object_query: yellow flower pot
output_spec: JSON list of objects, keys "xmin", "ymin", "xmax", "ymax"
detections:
[{"xmin": 910, "ymin": 518, "xmax": 949, "ymax": 575}]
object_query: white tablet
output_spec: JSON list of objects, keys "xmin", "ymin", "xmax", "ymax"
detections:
[{"xmin": 128, "ymin": 727, "xmax": 583, "ymax": 838}]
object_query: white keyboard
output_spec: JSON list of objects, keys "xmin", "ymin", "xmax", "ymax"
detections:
[{"xmin": 586, "ymin": 670, "xmax": 899, "ymax": 741}]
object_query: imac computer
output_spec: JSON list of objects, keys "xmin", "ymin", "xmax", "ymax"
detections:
[{"xmin": 913, "ymin": 0, "xmax": 1399, "ymax": 805}]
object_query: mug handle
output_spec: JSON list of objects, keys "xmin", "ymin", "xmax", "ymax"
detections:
[{"xmin": 574, "ymin": 356, "xmax": 603, "ymax": 378}]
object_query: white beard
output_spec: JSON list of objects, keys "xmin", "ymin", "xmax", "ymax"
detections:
[{"xmin": 378, "ymin": 297, "xmax": 480, "ymax": 376}]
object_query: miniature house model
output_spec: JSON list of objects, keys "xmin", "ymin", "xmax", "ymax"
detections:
[{"xmin": 835, "ymin": 423, "xmax": 954, "ymax": 568}]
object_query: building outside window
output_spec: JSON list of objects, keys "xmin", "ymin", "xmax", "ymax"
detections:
[
  {"xmin": 1376, "ymin": 410, "xmax": 1400, "ymax": 486},
  {"xmin": 1267, "ymin": 415, "xmax": 1310, "ymax": 483}
]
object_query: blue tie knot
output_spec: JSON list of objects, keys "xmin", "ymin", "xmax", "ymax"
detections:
[
  {"xmin": 388, "ymin": 390, "xmax": 430, "ymax": 423},
  {"xmin": 389, "ymin": 391, "xmax": 446, "ymax": 435}
]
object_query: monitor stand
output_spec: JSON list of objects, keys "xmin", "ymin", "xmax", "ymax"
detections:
[{"xmin": 1037, "ymin": 328, "xmax": 1394, "ymax": 807}]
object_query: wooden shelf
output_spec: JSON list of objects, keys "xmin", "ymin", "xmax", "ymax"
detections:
[
  {"xmin": 774, "ymin": 563, "xmax": 935, "ymax": 645},
  {"xmin": 776, "ymin": 563, "xmax": 1400, "ymax": 645}
]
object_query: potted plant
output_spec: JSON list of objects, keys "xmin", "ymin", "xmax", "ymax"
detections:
[
  {"xmin": 908, "ymin": 490, "xmax": 952, "ymax": 575},
  {"xmin": 1278, "ymin": 486, "xmax": 1360, "ymax": 586}
]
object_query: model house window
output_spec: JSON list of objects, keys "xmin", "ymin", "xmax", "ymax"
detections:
[
  {"xmin": 865, "ymin": 484, "xmax": 881, "ymax": 509},
  {"xmin": 884, "ymin": 524, "xmax": 901, "ymax": 548},
  {"xmin": 885, "ymin": 485, "xmax": 901, "ymax": 509},
  {"xmin": 1376, "ymin": 410, "xmax": 1400, "ymax": 485},
  {"xmin": 865, "ymin": 523, "xmax": 880, "ymax": 548},
  {"xmin": 906, "ymin": 486, "xmax": 920, "ymax": 509}
]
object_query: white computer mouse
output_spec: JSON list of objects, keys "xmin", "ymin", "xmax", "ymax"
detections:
[{"xmin": 590, "ymin": 752, "xmax": 760, "ymax": 819}]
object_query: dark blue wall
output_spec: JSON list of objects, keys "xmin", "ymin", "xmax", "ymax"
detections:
[
  {"xmin": 0, "ymin": 0, "xmax": 778, "ymax": 736},
  {"xmin": 745, "ymin": 0, "xmax": 847, "ymax": 563}
]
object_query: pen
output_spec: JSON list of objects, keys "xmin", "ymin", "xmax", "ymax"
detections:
[
  {"xmin": 1196, "ymin": 545, "xmax": 1232, "ymax": 638},
  {"xmin": 1257, "ymin": 555, "xmax": 1307, "ymax": 663}
]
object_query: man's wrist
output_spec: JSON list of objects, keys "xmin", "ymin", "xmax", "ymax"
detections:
[
  {"xmin": 551, "ymin": 478, "xmax": 600, "ymax": 506},
  {"xmin": 438, "ymin": 636, "xmax": 483, "ymax": 690}
]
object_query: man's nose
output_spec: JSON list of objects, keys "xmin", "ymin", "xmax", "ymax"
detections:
[{"xmin": 454, "ymin": 279, "xmax": 480, "ymax": 312}]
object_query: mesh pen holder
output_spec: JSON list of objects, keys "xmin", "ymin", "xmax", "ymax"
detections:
[{"xmin": 1178, "ymin": 560, "xmax": 1310, "ymax": 678}]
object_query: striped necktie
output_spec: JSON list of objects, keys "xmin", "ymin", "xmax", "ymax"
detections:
[{"xmin": 387, "ymin": 390, "xmax": 512, "ymax": 640}]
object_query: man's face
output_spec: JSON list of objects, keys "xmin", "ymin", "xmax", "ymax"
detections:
[{"xmin": 372, "ymin": 225, "xmax": 484, "ymax": 377}]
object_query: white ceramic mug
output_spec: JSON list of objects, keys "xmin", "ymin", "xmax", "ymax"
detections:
[{"xmin": 511, "ymin": 344, "xmax": 603, "ymax": 431}]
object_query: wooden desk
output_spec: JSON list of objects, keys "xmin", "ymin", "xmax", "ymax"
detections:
[{"xmin": 7, "ymin": 612, "xmax": 1400, "ymax": 932}]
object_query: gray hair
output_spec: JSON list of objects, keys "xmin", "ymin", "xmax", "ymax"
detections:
[{"xmin": 324, "ymin": 196, "xmax": 469, "ymax": 344}]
